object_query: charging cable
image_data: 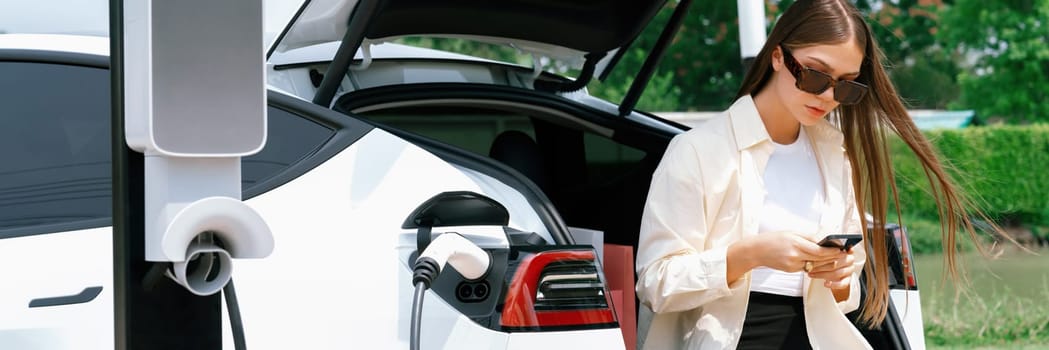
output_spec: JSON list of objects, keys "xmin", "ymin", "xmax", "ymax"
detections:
[
  {"xmin": 410, "ymin": 233, "xmax": 490, "ymax": 350},
  {"xmin": 223, "ymin": 279, "xmax": 246, "ymax": 350},
  {"xmin": 141, "ymin": 262, "xmax": 247, "ymax": 350}
]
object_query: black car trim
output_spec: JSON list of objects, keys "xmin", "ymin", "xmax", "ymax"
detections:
[
  {"xmin": 884, "ymin": 223, "xmax": 919, "ymax": 291},
  {"xmin": 279, "ymin": 1, "xmax": 670, "ymax": 81},
  {"xmin": 363, "ymin": 1, "xmax": 666, "ymax": 55},
  {"xmin": 242, "ymin": 91, "xmax": 375, "ymax": 199},
  {"xmin": 0, "ymin": 49, "xmax": 109, "ymax": 68},
  {"xmin": 849, "ymin": 272, "xmax": 914, "ymax": 350},
  {"xmin": 884, "ymin": 300, "xmax": 913, "ymax": 349},
  {"xmin": 265, "ymin": 0, "xmax": 314, "ymax": 59},
  {"xmin": 0, "ymin": 218, "xmax": 112, "ymax": 240},
  {"xmin": 28, "ymin": 286, "xmax": 104, "ymax": 308},
  {"xmin": 313, "ymin": 0, "xmax": 386, "ymax": 107},
  {"xmin": 618, "ymin": 0, "xmax": 693, "ymax": 117},
  {"xmin": 336, "ymin": 83, "xmax": 676, "ymax": 153},
  {"xmin": 633, "ymin": 109, "xmax": 693, "ymax": 131}
]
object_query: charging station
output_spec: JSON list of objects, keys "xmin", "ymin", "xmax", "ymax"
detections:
[{"xmin": 112, "ymin": 0, "xmax": 270, "ymax": 348}]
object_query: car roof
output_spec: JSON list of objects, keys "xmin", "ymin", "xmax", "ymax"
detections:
[{"xmin": 0, "ymin": 34, "xmax": 108, "ymax": 57}]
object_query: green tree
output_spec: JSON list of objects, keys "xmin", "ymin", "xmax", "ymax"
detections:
[
  {"xmin": 588, "ymin": 48, "xmax": 684, "ymax": 112},
  {"xmin": 591, "ymin": 0, "xmax": 960, "ymax": 112},
  {"xmin": 862, "ymin": 0, "xmax": 962, "ymax": 109},
  {"xmin": 591, "ymin": 1, "xmax": 744, "ymax": 112},
  {"xmin": 397, "ymin": 1, "xmax": 965, "ymax": 113},
  {"xmin": 938, "ymin": 0, "xmax": 1049, "ymax": 123}
]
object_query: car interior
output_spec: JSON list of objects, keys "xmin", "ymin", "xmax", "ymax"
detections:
[{"xmin": 335, "ymin": 86, "xmax": 673, "ymax": 251}]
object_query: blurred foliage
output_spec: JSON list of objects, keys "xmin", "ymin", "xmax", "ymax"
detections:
[
  {"xmin": 889, "ymin": 125, "xmax": 1049, "ymax": 229},
  {"xmin": 394, "ymin": 0, "xmax": 1047, "ymax": 121},
  {"xmin": 938, "ymin": 0, "xmax": 1049, "ymax": 124},
  {"xmin": 593, "ymin": 1, "xmax": 744, "ymax": 112},
  {"xmin": 587, "ymin": 48, "xmax": 684, "ymax": 112},
  {"xmin": 863, "ymin": 0, "xmax": 962, "ymax": 109},
  {"xmin": 591, "ymin": 1, "xmax": 752, "ymax": 112},
  {"xmin": 395, "ymin": 37, "xmax": 526, "ymax": 64},
  {"xmin": 590, "ymin": 0, "xmax": 963, "ymax": 111}
]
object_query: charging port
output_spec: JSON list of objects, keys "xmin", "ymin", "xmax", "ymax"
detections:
[{"xmin": 455, "ymin": 281, "xmax": 490, "ymax": 303}]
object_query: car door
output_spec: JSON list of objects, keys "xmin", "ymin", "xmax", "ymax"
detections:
[{"xmin": 0, "ymin": 58, "xmax": 115, "ymax": 349}]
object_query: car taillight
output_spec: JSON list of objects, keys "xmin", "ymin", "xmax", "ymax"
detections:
[
  {"xmin": 500, "ymin": 249, "xmax": 618, "ymax": 331},
  {"xmin": 892, "ymin": 227, "xmax": 919, "ymax": 289}
]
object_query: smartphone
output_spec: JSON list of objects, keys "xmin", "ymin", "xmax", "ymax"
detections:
[{"xmin": 818, "ymin": 234, "xmax": 863, "ymax": 251}]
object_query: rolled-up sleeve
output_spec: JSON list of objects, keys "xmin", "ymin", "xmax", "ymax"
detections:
[{"xmin": 635, "ymin": 135, "xmax": 735, "ymax": 314}]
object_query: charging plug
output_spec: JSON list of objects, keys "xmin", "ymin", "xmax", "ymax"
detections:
[{"xmin": 412, "ymin": 233, "xmax": 490, "ymax": 288}]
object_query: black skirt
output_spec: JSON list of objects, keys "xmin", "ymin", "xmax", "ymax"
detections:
[{"xmin": 736, "ymin": 291, "xmax": 812, "ymax": 350}]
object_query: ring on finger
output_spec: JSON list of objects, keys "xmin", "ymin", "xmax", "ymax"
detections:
[{"xmin": 803, "ymin": 260, "xmax": 814, "ymax": 273}]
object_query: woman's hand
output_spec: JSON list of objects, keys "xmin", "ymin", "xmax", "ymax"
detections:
[
  {"xmin": 726, "ymin": 232, "xmax": 848, "ymax": 286},
  {"xmin": 744, "ymin": 232, "xmax": 844, "ymax": 273},
  {"xmin": 806, "ymin": 249, "xmax": 856, "ymax": 290}
]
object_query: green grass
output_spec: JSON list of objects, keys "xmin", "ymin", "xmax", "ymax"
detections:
[
  {"xmin": 929, "ymin": 345, "xmax": 1049, "ymax": 350},
  {"xmin": 913, "ymin": 251, "xmax": 1049, "ymax": 347}
]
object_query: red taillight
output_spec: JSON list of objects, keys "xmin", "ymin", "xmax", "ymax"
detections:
[
  {"xmin": 892, "ymin": 227, "xmax": 919, "ymax": 289},
  {"xmin": 500, "ymin": 249, "xmax": 618, "ymax": 331}
]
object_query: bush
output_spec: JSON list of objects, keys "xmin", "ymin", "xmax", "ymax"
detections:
[
  {"xmin": 898, "ymin": 212, "xmax": 983, "ymax": 255},
  {"xmin": 890, "ymin": 125, "xmax": 1049, "ymax": 229}
]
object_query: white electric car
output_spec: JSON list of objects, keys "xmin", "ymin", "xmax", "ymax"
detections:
[{"xmin": 0, "ymin": 0, "xmax": 925, "ymax": 349}]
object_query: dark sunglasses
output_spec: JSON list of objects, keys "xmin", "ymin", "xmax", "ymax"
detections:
[{"xmin": 781, "ymin": 46, "xmax": 868, "ymax": 105}]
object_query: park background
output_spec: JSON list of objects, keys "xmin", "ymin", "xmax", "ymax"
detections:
[
  {"xmin": 415, "ymin": 1, "xmax": 1049, "ymax": 348},
  {"xmin": 611, "ymin": 1, "xmax": 1049, "ymax": 348},
  {"xmin": 3, "ymin": 0, "xmax": 1046, "ymax": 348}
]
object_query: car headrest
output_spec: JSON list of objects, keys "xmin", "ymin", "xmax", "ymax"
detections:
[{"xmin": 488, "ymin": 130, "xmax": 549, "ymax": 190}]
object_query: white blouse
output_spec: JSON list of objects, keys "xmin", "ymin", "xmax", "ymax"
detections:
[{"xmin": 750, "ymin": 127, "xmax": 824, "ymax": 297}]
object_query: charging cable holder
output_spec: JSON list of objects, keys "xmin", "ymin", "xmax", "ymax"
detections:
[
  {"xmin": 123, "ymin": 0, "xmax": 273, "ymax": 295},
  {"xmin": 134, "ymin": 155, "xmax": 273, "ymax": 296}
]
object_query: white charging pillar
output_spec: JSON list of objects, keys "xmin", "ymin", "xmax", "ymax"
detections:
[
  {"xmin": 123, "ymin": 0, "xmax": 273, "ymax": 296},
  {"xmin": 737, "ymin": 0, "xmax": 767, "ymax": 74}
]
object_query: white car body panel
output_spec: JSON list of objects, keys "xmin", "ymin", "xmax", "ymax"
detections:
[
  {"xmin": 0, "ymin": 227, "xmax": 113, "ymax": 349},
  {"xmin": 0, "ymin": 34, "xmax": 108, "ymax": 56},
  {"xmin": 891, "ymin": 289, "xmax": 926, "ymax": 350},
  {"xmin": 507, "ymin": 328, "xmax": 625, "ymax": 349},
  {"xmin": 216, "ymin": 129, "xmax": 593, "ymax": 348}
]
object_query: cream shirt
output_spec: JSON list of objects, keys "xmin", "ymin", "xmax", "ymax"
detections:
[{"xmin": 635, "ymin": 96, "xmax": 869, "ymax": 349}]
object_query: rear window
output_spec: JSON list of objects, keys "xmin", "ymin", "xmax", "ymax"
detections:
[{"xmin": 0, "ymin": 61, "xmax": 112, "ymax": 232}]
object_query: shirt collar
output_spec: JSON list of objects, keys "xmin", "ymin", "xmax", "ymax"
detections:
[
  {"xmin": 728, "ymin": 95, "xmax": 772, "ymax": 151},
  {"xmin": 728, "ymin": 95, "xmax": 843, "ymax": 150}
]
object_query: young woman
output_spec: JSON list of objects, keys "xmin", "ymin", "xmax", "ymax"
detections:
[{"xmin": 635, "ymin": 0, "xmax": 992, "ymax": 349}]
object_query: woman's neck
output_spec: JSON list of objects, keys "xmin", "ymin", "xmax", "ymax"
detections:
[{"xmin": 752, "ymin": 90, "xmax": 801, "ymax": 145}]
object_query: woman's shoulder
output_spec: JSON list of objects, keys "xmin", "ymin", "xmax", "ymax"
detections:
[{"xmin": 673, "ymin": 112, "xmax": 736, "ymax": 150}]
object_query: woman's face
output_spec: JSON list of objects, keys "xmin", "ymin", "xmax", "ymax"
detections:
[{"xmin": 770, "ymin": 41, "xmax": 865, "ymax": 125}]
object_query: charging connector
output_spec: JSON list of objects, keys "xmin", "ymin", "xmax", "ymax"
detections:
[{"xmin": 410, "ymin": 233, "xmax": 490, "ymax": 350}]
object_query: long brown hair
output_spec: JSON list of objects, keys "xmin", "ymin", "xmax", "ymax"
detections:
[{"xmin": 736, "ymin": 0, "xmax": 998, "ymax": 325}]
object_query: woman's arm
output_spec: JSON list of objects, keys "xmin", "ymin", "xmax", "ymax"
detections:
[
  {"xmin": 637, "ymin": 135, "xmax": 847, "ymax": 313},
  {"xmin": 636, "ymin": 136, "xmax": 738, "ymax": 313}
]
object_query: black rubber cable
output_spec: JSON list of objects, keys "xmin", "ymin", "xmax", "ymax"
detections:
[
  {"xmin": 223, "ymin": 279, "xmax": 247, "ymax": 350},
  {"xmin": 410, "ymin": 281, "xmax": 427, "ymax": 350}
]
